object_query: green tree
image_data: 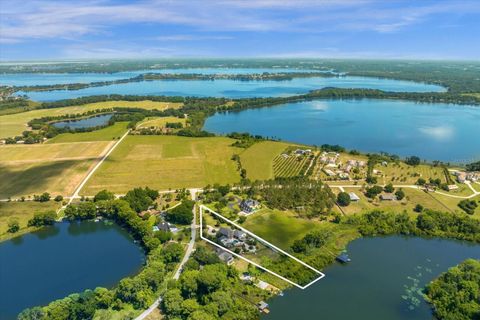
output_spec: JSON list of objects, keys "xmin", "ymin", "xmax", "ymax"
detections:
[
  {"xmin": 384, "ymin": 183, "xmax": 394, "ymax": 193},
  {"xmin": 395, "ymin": 189, "xmax": 405, "ymax": 200},
  {"xmin": 7, "ymin": 218, "xmax": 20, "ymax": 233},
  {"xmin": 337, "ymin": 192, "xmax": 351, "ymax": 207},
  {"xmin": 94, "ymin": 189, "xmax": 115, "ymax": 202}
]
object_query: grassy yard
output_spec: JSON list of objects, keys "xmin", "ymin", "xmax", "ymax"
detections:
[
  {"xmin": 242, "ymin": 208, "xmax": 322, "ymax": 250},
  {"xmin": 378, "ymin": 162, "xmax": 445, "ymax": 185},
  {"xmin": 82, "ymin": 135, "xmax": 242, "ymax": 195},
  {"xmin": 332, "ymin": 187, "xmax": 452, "ymax": 216},
  {"xmin": 0, "ymin": 100, "xmax": 181, "ymax": 138},
  {"xmin": 0, "ymin": 141, "xmax": 111, "ymax": 198},
  {"xmin": 239, "ymin": 141, "xmax": 291, "ymax": 181},
  {"xmin": 0, "ymin": 201, "xmax": 61, "ymax": 241},
  {"xmin": 47, "ymin": 122, "xmax": 129, "ymax": 143}
]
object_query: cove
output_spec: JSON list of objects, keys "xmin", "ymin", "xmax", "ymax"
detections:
[
  {"xmin": 203, "ymin": 99, "xmax": 480, "ymax": 162},
  {"xmin": 0, "ymin": 221, "xmax": 145, "ymax": 320},
  {"xmin": 52, "ymin": 113, "xmax": 112, "ymax": 129},
  {"xmin": 13, "ymin": 76, "xmax": 444, "ymax": 102},
  {"xmin": 264, "ymin": 236, "xmax": 480, "ymax": 320}
]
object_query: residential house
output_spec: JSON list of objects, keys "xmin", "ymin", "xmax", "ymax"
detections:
[
  {"xmin": 157, "ymin": 222, "xmax": 178, "ymax": 233},
  {"xmin": 240, "ymin": 199, "xmax": 261, "ymax": 213},
  {"xmin": 234, "ymin": 230, "xmax": 247, "ymax": 241},
  {"xmin": 218, "ymin": 251, "xmax": 234, "ymax": 265},
  {"xmin": 349, "ymin": 192, "xmax": 360, "ymax": 201},
  {"xmin": 380, "ymin": 194, "xmax": 397, "ymax": 201},
  {"xmin": 219, "ymin": 227, "xmax": 234, "ymax": 239}
]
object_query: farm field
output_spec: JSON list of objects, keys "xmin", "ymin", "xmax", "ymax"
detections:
[
  {"xmin": 331, "ymin": 187, "xmax": 453, "ymax": 216},
  {"xmin": 273, "ymin": 152, "xmax": 312, "ymax": 178},
  {"xmin": 239, "ymin": 141, "xmax": 291, "ymax": 181},
  {"xmin": 47, "ymin": 122, "xmax": 129, "ymax": 143},
  {"xmin": 137, "ymin": 116, "xmax": 186, "ymax": 129},
  {"xmin": 0, "ymin": 100, "xmax": 181, "ymax": 138},
  {"xmin": 0, "ymin": 201, "xmax": 61, "ymax": 241},
  {"xmin": 82, "ymin": 135, "xmax": 242, "ymax": 195},
  {"xmin": 0, "ymin": 141, "xmax": 111, "ymax": 198},
  {"xmin": 377, "ymin": 162, "xmax": 446, "ymax": 185}
]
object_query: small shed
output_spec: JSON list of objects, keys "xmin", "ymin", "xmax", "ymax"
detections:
[{"xmin": 349, "ymin": 192, "xmax": 360, "ymax": 201}]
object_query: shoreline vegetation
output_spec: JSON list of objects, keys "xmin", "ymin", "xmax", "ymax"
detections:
[{"xmin": 11, "ymin": 71, "xmax": 338, "ymax": 92}]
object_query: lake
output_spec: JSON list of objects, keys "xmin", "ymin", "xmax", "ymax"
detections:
[
  {"xmin": 0, "ymin": 68, "xmax": 318, "ymax": 86},
  {"xmin": 8, "ymin": 75, "xmax": 444, "ymax": 101},
  {"xmin": 204, "ymin": 99, "xmax": 480, "ymax": 162},
  {"xmin": 0, "ymin": 221, "xmax": 145, "ymax": 320},
  {"xmin": 264, "ymin": 236, "xmax": 480, "ymax": 320},
  {"xmin": 52, "ymin": 113, "xmax": 113, "ymax": 129}
]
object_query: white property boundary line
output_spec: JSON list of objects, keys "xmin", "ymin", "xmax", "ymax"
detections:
[{"xmin": 199, "ymin": 205, "xmax": 325, "ymax": 289}]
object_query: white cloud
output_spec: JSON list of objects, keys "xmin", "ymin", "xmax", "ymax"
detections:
[
  {"xmin": 419, "ymin": 126, "xmax": 455, "ymax": 141},
  {"xmin": 1, "ymin": 0, "xmax": 479, "ymax": 42},
  {"xmin": 155, "ymin": 35, "xmax": 233, "ymax": 41}
]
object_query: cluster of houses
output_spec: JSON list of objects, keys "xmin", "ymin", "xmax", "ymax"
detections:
[
  {"xmin": 216, "ymin": 226, "xmax": 257, "ymax": 258},
  {"xmin": 454, "ymin": 171, "xmax": 480, "ymax": 184},
  {"xmin": 280, "ymin": 148, "xmax": 312, "ymax": 159},
  {"xmin": 322, "ymin": 154, "xmax": 367, "ymax": 181}
]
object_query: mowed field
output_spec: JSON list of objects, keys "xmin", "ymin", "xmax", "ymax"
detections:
[
  {"xmin": 0, "ymin": 100, "xmax": 181, "ymax": 138},
  {"xmin": 47, "ymin": 122, "xmax": 129, "ymax": 143},
  {"xmin": 137, "ymin": 116, "xmax": 186, "ymax": 129},
  {"xmin": 82, "ymin": 135, "xmax": 242, "ymax": 195},
  {"xmin": 0, "ymin": 201, "xmax": 61, "ymax": 241},
  {"xmin": 239, "ymin": 141, "xmax": 291, "ymax": 181},
  {"xmin": 0, "ymin": 141, "xmax": 112, "ymax": 198}
]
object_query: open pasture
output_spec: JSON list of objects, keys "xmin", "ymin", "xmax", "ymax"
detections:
[
  {"xmin": 82, "ymin": 135, "xmax": 242, "ymax": 195},
  {"xmin": 46, "ymin": 122, "xmax": 129, "ymax": 143},
  {"xmin": 0, "ymin": 100, "xmax": 181, "ymax": 138},
  {"xmin": 0, "ymin": 141, "xmax": 111, "ymax": 198}
]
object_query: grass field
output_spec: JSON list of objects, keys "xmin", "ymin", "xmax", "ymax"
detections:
[
  {"xmin": 0, "ymin": 201, "xmax": 61, "ymax": 241},
  {"xmin": 377, "ymin": 162, "xmax": 446, "ymax": 185},
  {"xmin": 137, "ymin": 116, "xmax": 186, "ymax": 129},
  {"xmin": 0, "ymin": 100, "xmax": 181, "ymax": 138},
  {"xmin": 239, "ymin": 141, "xmax": 290, "ymax": 181},
  {"xmin": 0, "ymin": 141, "xmax": 111, "ymax": 198},
  {"xmin": 47, "ymin": 122, "xmax": 129, "ymax": 143},
  {"xmin": 82, "ymin": 135, "xmax": 242, "ymax": 195},
  {"xmin": 242, "ymin": 209, "xmax": 323, "ymax": 250}
]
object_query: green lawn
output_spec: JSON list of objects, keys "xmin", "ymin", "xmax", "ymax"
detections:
[
  {"xmin": 47, "ymin": 122, "xmax": 129, "ymax": 143},
  {"xmin": 137, "ymin": 116, "xmax": 186, "ymax": 129},
  {"xmin": 242, "ymin": 208, "xmax": 322, "ymax": 250},
  {"xmin": 0, "ymin": 141, "xmax": 111, "ymax": 198},
  {"xmin": 0, "ymin": 201, "xmax": 61, "ymax": 241},
  {"xmin": 82, "ymin": 135, "xmax": 242, "ymax": 195},
  {"xmin": 240, "ymin": 141, "xmax": 291, "ymax": 181},
  {"xmin": 0, "ymin": 100, "xmax": 181, "ymax": 138}
]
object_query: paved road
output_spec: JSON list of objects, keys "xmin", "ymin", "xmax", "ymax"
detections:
[{"xmin": 173, "ymin": 188, "xmax": 199, "ymax": 280}]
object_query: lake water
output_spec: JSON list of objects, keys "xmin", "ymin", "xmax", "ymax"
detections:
[
  {"xmin": 0, "ymin": 221, "xmax": 145, "ymax": 319},
  {"xmin": 204, "ymin": 99, "xmax": 480, "ymax": 162},
  {"xmin": 0, "ymin": 68, "xmax": 317, "ymax": 86},
  {"xmin": 264, "ymin": 236, "xmax": 480, "ymax": 320},
  {"xmin": 9, "ymin": 75, "xmax": 444, "ymax": 101},
  {"xmin": 52, "ymin": 113, "xmax": 112, "ymax": 129}
]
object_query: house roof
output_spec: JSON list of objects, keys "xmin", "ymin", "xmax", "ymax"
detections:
[
  {"xmin": 380, "ymin": 193, "xmax": 397, "ymax": 200},
  {"xmin": 349, "ymin": 192, "xmax": 360, "ymax": 201}
]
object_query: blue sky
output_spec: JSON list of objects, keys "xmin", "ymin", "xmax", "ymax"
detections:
[{"xmin": 1, "ymin": 0, "xmax": 479, "ymax": 61}]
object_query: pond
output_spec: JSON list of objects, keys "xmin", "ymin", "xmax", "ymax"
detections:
[
  {"xmin": 203, "ymin": 99, "xmax": 480, "ymax": 162},
  {"xmin": 264, "ymin": 236, "xmax": 480, "ymax": 320},
  {"xmin": 0, "ymin": 221, "xmax": 145, "ymax": 320},
  {"xmin": 52, "ymin": 113, "xmax": 113, "ymax": 129},
  {"xmin": 10, "ymin": 75, "xmax": 444, "ymax": 101}
]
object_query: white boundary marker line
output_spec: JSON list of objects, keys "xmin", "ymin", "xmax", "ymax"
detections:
[{"xmin": 199, "ymin": 205, "xmax": 325, "ymax": 289}]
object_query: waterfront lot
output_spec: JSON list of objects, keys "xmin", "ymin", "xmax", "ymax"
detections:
[
  {"xmin": 47, "ymin": 122, "xmax": 129, "ymax": 143},
  {"xmin": 0, "ymin": 100, "xmax": 181, "ymax": 138},
  {"xmin": 0, "ymin": 201, "xmax": 61, "ymax": 241},
  {"xmin": 82, "ymin": 135, "xmax": 242, "ymax": 195}
]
